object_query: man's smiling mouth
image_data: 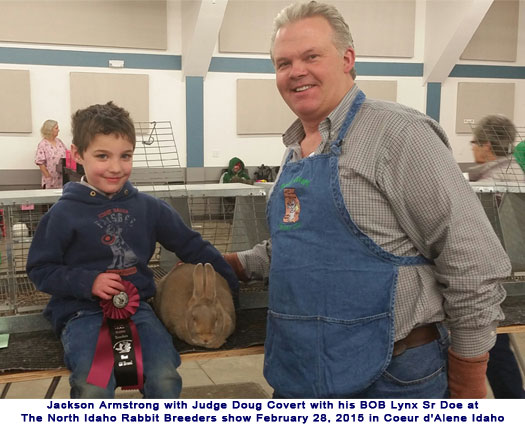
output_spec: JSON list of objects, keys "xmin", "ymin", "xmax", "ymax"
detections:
[{"xmin": 294, "ymin": 85, "xmax": 313, "ymax": 92}]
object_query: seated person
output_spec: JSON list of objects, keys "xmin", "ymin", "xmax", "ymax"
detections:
[
  {"xmin": 221, "ymin": 157, "xmax": 253, "ymax": 184},
  {"xmin": 27, "ymin": 102, "xmax": 238, "ymax": 399}
]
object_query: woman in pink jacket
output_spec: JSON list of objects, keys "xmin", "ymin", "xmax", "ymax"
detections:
[{"xmin": 35, "ymin": 119, "xmax": 67, "ymax": 188}]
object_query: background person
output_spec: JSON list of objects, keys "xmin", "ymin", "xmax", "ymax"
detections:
[
  {"xmin": 225, "ymin": 1, "xmax": 510, "ymax": 399},
  {"xmin": 468, "ymin": 114, "xmax": 525, "ymax": 399},
  {"xmin": 35, "ymin": 119, "xmax": 67, "ymax": 188},
  {"xmin": 468, "ymin": 114, "xmax": 525, "ymax": 184},
  {"xmin": 221, "ymin": 157, "xmax": 253, "ymax": 184}
]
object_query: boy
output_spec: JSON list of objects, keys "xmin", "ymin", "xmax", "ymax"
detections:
[{"xmin": 26, "ymin": 102, "xmax": 239, "ymax": 398}]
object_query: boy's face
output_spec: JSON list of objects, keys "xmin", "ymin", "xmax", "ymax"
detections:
[{"xmin": 72, "ymin": 133, "xmax": 134, "ymax": 195}]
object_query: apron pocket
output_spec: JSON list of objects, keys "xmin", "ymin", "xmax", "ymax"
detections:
[
  {"xmin": 264, "ymin": 310, "xmax": 392, "ymax": 398},
  {"xmin": 264, "ymin": 311, "xmax": 319, "ymax": 397}
]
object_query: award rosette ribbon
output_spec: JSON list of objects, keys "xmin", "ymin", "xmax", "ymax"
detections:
[{"xmin": 86, "ymin": 280, "xmax": 144, "ymax": 390}]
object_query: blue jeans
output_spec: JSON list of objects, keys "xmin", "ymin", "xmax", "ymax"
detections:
[
  {"xmin": 273, "ymin": 324, "xmax": 450, "ymax": 399},
  {"xmin": 486, "ymin": 334, "xmax": 525, "ymax": 398},
  {"xmin": 354, "ymin": 324, "xmax": 450, "ymax": 398},
  {"xmin": 61, "ymin": 302, "xmax": 182, "ymax": 398}
]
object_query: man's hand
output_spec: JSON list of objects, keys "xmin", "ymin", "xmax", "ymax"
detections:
[
  {"xmin": 92, "ymin": 273, "xmax": 125, "ymax": 300},
  {"xmin": 448, "ymin": 348, "xmax": 489, "ymax": 398},
  {"xmin": 224, "ymin": 253, "xmax": 249, "ymax": 282}
]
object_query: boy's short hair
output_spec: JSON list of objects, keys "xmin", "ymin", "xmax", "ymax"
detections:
[{"xmin": 71, "ymin": 101, "xmax": 136, "ymax": 155}]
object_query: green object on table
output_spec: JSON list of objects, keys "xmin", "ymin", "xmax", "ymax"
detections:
[{"xmin": 514, "ymin": 141, "xmax": 525, "ymax": 172}]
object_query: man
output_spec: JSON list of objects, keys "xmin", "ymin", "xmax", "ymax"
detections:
[{"xmin": 225, "ymin": 1, "xmax": 510, "ymax": 399}]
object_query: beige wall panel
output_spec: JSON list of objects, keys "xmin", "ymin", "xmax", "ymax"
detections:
[
  {"xmin": 237, "ymin": 79, "xmax": 296, "ymax": 135},
  {"xmin": 461, "ymin": 0, "xmax": 519, "ymax": 62},
  {"xmin": 70, "ymin": 73, "xmax": 149, "ymax": 123},
  {"xmin": 220, "ymin": 1, "xmax": 290, "ymax": 54},
  {"xmin": 0, "ymin": 1, "xmax": 166, "ymax": 50},
  {"xmin": 455, "ymin": 82, "xmax": 515, "ymax": 134},
  {"xmin": 342, "ymin": 0, "xmax": 415, "ymax": 58},
  {"xmin": 220, "ymin": 0, "xmax": 415, "ymax": 58},
  {"xmin": 356, "ymin": 80, "xmax": 397, "ymax": 102},
  {"xmin": 0, "ymin": 70, "xmax": 32, "ymax": 133}
]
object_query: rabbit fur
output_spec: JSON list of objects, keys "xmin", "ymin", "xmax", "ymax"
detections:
[{"xmin": 154, "ymin": 263, "xmax": 236, "ymax": 349}]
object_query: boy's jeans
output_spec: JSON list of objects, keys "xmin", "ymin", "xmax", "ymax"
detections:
[{"xmin": 61, "ymin": 302, "xmax": 182, "ymax": 398}]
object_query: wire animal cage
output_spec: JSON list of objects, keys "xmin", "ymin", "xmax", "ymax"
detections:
[
  {"xmin": 131, "ymin": 121, "xmax": 185, "ymax": 186},
  {"xmin": 0, "ymin": 184, "xmax": 270, "ymax": 332},
  {"xmin": 469, "ymin": 123, "xmax": 525, "ymax": 279},
  {"xmin": 0, "ymin": 191, "xmax": 61, "ymax": 325},
  {"xmin": 468, "ymin": 122, "xmax": 525, "ymax": 189},
  {"xmin": 0, "ymin": 120, "xmax": 271, "ymax": 333}
]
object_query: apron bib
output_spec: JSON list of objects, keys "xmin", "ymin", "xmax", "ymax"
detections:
[{"xmin": 264, "ymin": 90, "xmax": 429, "ymax": 397}]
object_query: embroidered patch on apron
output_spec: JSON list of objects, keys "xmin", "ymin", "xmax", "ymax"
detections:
[{"xmin": 283, "ymin": 188, "xmax": 301, "ymax": 223}]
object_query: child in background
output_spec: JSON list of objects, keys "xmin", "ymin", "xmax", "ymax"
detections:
[
  {"xmin": 27, "ymin": 102, "xmax": 239, "ymax": 398},
  {"xmin": 222, "ymin": 157, "xmax": 252, "ymax": 184}
]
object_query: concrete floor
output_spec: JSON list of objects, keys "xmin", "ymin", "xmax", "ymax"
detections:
[{"xmin": 0, "ymin": 353, "xmax": 273, "ymax": 399}]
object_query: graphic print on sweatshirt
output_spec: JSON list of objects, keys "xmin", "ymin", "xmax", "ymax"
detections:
[{"xmin": 95, "ymin": 207, "xmax": 138, "ymax": 274}]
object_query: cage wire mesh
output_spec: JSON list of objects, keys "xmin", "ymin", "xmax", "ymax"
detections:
[
  {"xmin": 188, "ymin": 194, "xmax": 269, "ymax": 254},
  {"xmin": 0, "ymin": 203, "xmax": 53, "ymax": 316},
  {"xmin": 0, "ymin": 120, "xmax": 271, "ymax": 322},
  {"xmin": 131, "ymin": 121, "xmax": 185, "ymax": 186},
  {"xmin": 469, "ymin": 122, "xmax": 525, "ymax": 280},
  {"xmin": 468, "ymin": 122, "xmax": 525, "ymax": 189}
]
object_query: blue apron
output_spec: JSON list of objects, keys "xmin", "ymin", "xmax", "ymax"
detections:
[{"xmin": 264, "ymin": 90, "xmax": 429, "ymax": 398}]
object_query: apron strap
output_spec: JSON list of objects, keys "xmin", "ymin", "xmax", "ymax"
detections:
[{"xmin": 331, "ymin": 90, "xmax": 366, "ymax": 156}]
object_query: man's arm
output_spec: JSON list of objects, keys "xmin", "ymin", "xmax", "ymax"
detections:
[
  {"xmin": 378, "ymin": 118, "xmax": 510, "ymax": 397},
  {"xmin": 225, "ymin": 239, "xmax": 272, "ymax": 282}
]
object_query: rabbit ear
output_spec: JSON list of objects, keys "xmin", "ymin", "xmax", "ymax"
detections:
[
  {"xmin": 192, "ymin": 263, "xmax": 205, "ymax": 298},
  {"xmin": 203, "ymin": 263, "xmax": 217, "ymax": 301}
]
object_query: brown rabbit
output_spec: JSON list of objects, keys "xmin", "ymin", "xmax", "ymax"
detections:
[{"xmin": 154, "ymin": 262, "xmax": 236, "ymax": 349}]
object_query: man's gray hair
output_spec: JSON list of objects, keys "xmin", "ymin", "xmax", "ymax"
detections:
[
  {"xmin": 270, "ymin": 1, "xmax": 356, "ymax": 80},
  {"xmin": 473, "ymin": 114, "xmax": 517, "ymax": 157}
]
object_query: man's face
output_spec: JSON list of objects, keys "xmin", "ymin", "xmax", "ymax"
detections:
[{"xmin": 272, "ymin": 16, "xmax": 355, "ymax": 127}]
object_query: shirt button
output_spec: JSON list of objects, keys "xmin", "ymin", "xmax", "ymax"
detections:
[
  {"xmin": 124, "ymin": 189, "xmax": 129, "ymax": 195},
  {"xmin": 90, "ymin": 191, "xmax": 96, "ymax": 197}
]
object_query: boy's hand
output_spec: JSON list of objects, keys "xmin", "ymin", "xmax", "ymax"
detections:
[{"xmin": 92, "ymin": 273, "xmax": 125, "ymax": 300}]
